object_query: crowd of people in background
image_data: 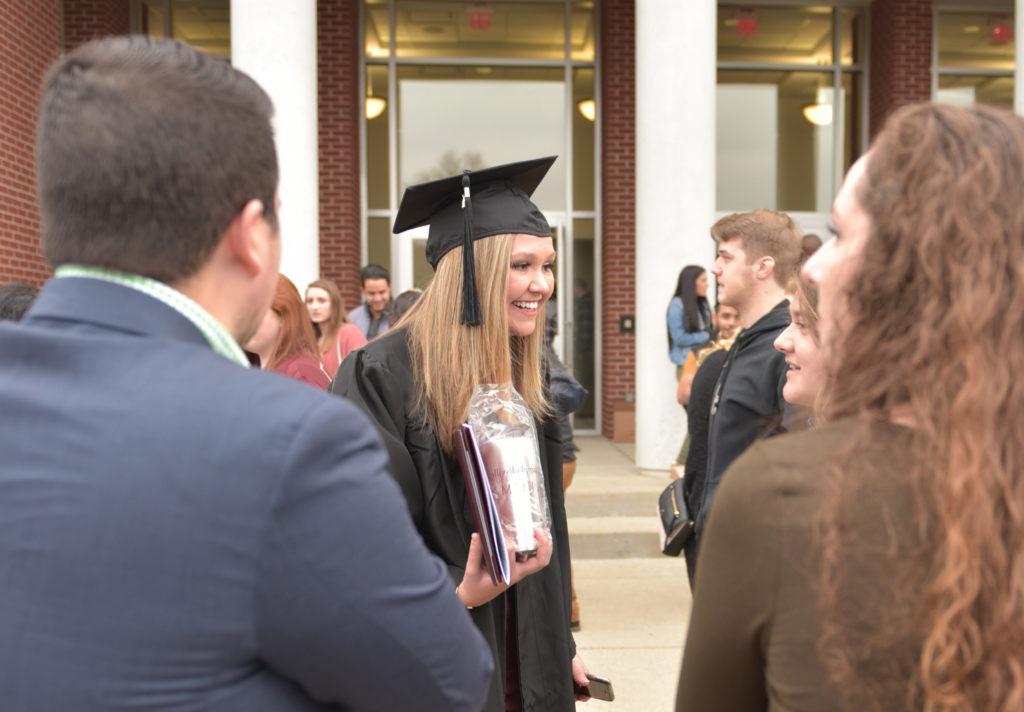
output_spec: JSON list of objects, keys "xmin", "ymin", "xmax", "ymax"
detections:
[
  {"xmin": 213, "ymin": 262, "xmax": 431, "ymax": 390},
  {"xmin": 665, "ymin": 215, "xmax": 819, "ymax": 582},
  {"xmin": 7, "ymin": 32, "xmax": 1024, "ymax": 712},
  {"xmin": 1, "ymin": 262, "xmax": 417, "ymax": 392}
]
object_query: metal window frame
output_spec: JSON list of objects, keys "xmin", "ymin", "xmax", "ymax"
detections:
[
  {"xmin": 715, "ymin": 3, "xmax": 871, "ymax": 211},
  {"xmin": 359, "ymin": 0, "xmax": 602, "ymax": 434},
  {"xmin": 129, "ymin": 0, "xmax": 173, "ymax": 36},
  {"xmin": 587, "ymin": 0, "xmax": 603, "ymax": 436},
  {"xmin": 933, "ymin": 4, "xmax": 1016, "ymax": 104}
]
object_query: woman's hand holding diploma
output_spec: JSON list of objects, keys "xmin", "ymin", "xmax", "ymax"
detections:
[{"xmin": 456, "ymin": 529, "xmax": 552, "ymax": 608}]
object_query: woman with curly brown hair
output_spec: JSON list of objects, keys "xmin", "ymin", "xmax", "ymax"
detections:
[{"xmin": 677, "ymin": 102, "xmax": 1024, "ymax": 711}]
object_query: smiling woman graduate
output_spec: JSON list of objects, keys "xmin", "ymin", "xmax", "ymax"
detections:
[{"xmin": 331, "ymin": 157, "xmax": 589, "ymax": 712}]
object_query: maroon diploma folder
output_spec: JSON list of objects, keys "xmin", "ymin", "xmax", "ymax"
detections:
[{"xmin": 454, "ymin": 424, "xmax": 511, "ymax": 585}]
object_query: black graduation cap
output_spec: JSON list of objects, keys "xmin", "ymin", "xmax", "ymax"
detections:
[{"xmin": 393, "ymin": 156, "xmax": 556, "ymax": 326}]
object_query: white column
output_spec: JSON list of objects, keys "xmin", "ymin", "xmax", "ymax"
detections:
[
  {"xmin": 231, "ymin": 0, "xmax": 319, "ymax": 291},
  {"xmin": 635, "ymin": 0, "xmax": 717, "ymax": 472},
  {"xmin": 1016, "ymin": 0, "xmax": 1024, "ymax": 115}
]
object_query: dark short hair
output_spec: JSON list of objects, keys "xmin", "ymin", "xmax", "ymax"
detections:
[
  {"xmin": 360, "ymin": 264, "xmax": 390, "ymax": 286},
  {"xmin": 36, "ymin": 36, "xmax": 278, "ymax": 283},
  {"xmin": 0, "ymin": 283, "xmax": 38, "ymax": 321},
  {"xmin": 392, "ymin": 289, "xmax": 422, "ymax": 320}
]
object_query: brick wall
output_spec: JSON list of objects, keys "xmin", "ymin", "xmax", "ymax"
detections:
[
  {"xmin": 62, "ymin": 0, "xmax": 129, "ymax": 50},
  {"xmin": 0, "ymin": 1, "xmax": 61, "ymax": 285},
  {"xmin": 600, "ymin": 0, "xmax": 636, "ymax": 438},
  {"xmin": 318, "ymin": 0, "xmax": 363, "ymax": 312},
  {"xmin": 870, "ymin": 0, "xmax": 933, "ymax": 138}
]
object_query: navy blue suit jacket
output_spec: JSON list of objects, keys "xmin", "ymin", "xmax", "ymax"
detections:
[{"xmin": 0, "ymin": 277, "xmax": 492, "ymax": 711}]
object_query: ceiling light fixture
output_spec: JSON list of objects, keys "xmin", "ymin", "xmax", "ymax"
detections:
[
  {"xmin": 802, "ymin": 103, "xmax": 833, "ymax": 126},
  {"xmin": 365, "ymin": 96, "xmax": 387, "ymax": 120},
  {"xmin": 577, "ymin": 98, "xmax": 596, "ymax": 122}
]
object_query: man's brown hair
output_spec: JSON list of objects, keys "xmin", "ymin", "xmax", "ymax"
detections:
[
  {"xmin": 710, "ymin": 209, "xmax": 802, "ymax": 288},
  {"xmin": 36, "ymin": 36, "xmax": 278, "ymax": 283}
]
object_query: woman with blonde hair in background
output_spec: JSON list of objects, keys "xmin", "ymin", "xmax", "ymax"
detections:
[
  {"xmin": 333, "ymin": 158, "xmax": 590, "ymax": 711},
  {"xmin": 246, "ymin": 275, "xmax": 330, "ymax": 390},
  {"xmin": 305, "ymin": 278, "xmax": 366, "ymax": 379},
  {"xmin": 678, "ymin": 102, "xmax": 1024, "ymax": 711}
]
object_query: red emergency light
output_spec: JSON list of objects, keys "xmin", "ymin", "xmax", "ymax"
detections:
[
  {"xmin": 991, "ymin": 21, "xmax": 1013, "ymax": 44},
  {"xmin": 736, "ymin": 16, "xmax": 759, "ymax": 37},
  {"xmin": 467, "ymin": 3, "xmax": 492, "ymax": 31}
]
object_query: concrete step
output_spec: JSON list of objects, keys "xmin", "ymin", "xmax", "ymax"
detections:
[
  {"xmin": 565, "ymin": 436, "xmax": 668, "ymax": 559},
  {"xmin": 565, "ymin": 491, "xmax": 661, "ymax": 518},
  {"xmin": 568, "ymin": 516, "xmax": 663, "ymax": 559}
]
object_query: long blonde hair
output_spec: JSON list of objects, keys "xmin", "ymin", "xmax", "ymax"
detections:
[{"xmin": 404, "ymin": 234, "xmax": 550, "ymax": 452}]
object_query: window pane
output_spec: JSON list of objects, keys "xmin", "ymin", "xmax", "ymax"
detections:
[
  {"xmin": 396, "ymin": 65, "xmax": 566, "ymax": 210},
  {"xmin": 717, "ymin": 70, "xmax": 837, "ymax": 212},
  {"xmin": 937, "ymin": 75, "xmax": 1014, "ymax": 110},
  {"xmin": 572, "ymin": 217, "xmax": 596, "ymax": 429},
  {"xmin": 412, "ymin": 238, "xmax": 432, "ymax": 289},
  {"xmin": 171, "ymin": 0, "xmax": 230, "ymax": 59},
  {"xmin": 842, "ymin": 72, "xmax": 864, "ymax": 176},
  {"xmin": 573, "ymin": 67, "xmax": 595, "ymax": 212},
  {"xmin": 368, "ymin": 217, "xmax": 391, "ymax": 278},
  {"xmin": 365, "ymin": 0, "xmax": 390, "ymax": 59},
  {"xmin": 395, "ymin": 0, "xmax": 566, "ymax": 61},
  {"xmin": 366, "ymin": 65, "xmax": 390, "ymax": 211},
  {"xmin": 140, "ymin": 0, "xmax": 166, "ymax": 37},
  {"xmin": 718, "ymin": 5, "xmax": 834, "ymax": 66},
  {"xmin": 571, "ymin": 2, "xmax": 595, "ymax": 62},
  {"xmin": 840, "ymin": 8, "xmax": 864, "ymax": 65},
  {"xmin": 937, "ymin": 11, "xmax": 1015, "ymax": 71}
]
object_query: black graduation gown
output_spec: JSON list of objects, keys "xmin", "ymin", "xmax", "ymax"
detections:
[{"xmin": 332, "ymin": 329, "xmax": 576, "ymax": 712}]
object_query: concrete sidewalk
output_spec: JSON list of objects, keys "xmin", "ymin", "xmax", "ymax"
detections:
[{"xmin": 567, "ymin": 436, "xmax": 693, "ymax": 712}]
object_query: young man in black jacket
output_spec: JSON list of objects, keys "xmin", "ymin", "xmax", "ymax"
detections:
[{"xmin": 693, "ymin": 209, "xmax": 802, "ymax": 555}]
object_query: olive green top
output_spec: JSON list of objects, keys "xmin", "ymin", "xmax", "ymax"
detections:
[{"xmin": 676, "ymin": 417, "xmax": 925, "ymax": 711}]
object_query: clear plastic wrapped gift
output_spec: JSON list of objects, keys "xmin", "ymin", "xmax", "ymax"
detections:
[{"xmin": 467, "ymin": 383, "xmax": 552, "ymax": 559}]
